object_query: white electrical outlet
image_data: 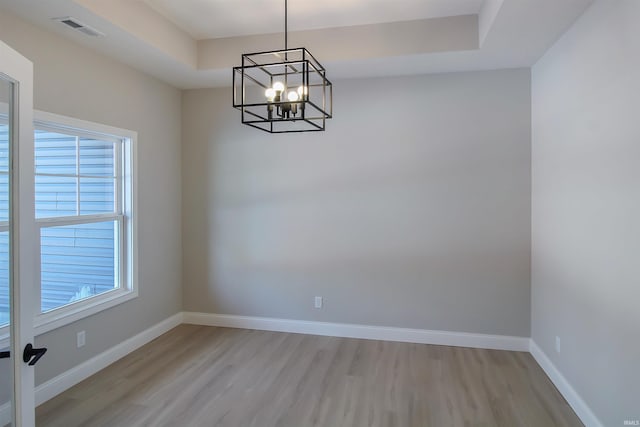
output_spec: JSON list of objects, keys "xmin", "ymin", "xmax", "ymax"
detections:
[
  {"xmin": 314, "ymin": 296, "xmax": 323, "ymax": 309},
  {"xmin": 77, "ymin": 330, "xmax": 86, "ymax": 348},
  {"xmin": 555, "ymin": 336, "xmax": 561, "ymax": 353}
]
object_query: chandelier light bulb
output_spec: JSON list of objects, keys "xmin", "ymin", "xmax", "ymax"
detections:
[
  {"xmin": 272, "ymin": 81, "xmax": 285, "ymax": 92},
  {"xmin": 265, "ymin": 87, "xmax": 276, "ymax": 101},
  {"xmin": 297, "ymin": 85, "xmax": 308, "ymax": 97},
  {"xmin": 287, "ymin": 91, "xmax": 299, "ymax": 102}
]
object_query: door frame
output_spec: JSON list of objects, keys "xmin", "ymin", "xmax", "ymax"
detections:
[{"xmin": 1, "ymin": 39, "xmax": 37, "ymax": 426}]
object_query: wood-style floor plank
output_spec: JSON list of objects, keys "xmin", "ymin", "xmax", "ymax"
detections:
[{"xmin": 36, "ymin": 325, "xmax": 583, "ymax": 427}]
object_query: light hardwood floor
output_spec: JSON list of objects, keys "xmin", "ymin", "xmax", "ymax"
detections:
[{"xmin": 36, "ymin": 325, "xmax": 582, "ymax": 427}]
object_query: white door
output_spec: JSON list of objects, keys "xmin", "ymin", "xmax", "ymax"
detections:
[{"xmin": 0, "ymin": 40, "xmax": 38, "ymax": 427}]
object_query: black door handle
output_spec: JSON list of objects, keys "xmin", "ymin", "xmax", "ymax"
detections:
[
  {"xmin": 23, "ymin": 343, "xmax": 47, "ymax": 366},
  {"xmin": 0, "ymin": 350, "xmax": 9, "ymax": 359}
]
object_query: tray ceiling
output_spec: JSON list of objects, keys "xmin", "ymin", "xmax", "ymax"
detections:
[{"xmin": 143, "ymin": 0, "xmax": 485, "ymax": 40}]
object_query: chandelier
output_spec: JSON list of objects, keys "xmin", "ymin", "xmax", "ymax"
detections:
[{"xmin": 233, "ymin": 0, "xmax": 333, "ymax": 133}]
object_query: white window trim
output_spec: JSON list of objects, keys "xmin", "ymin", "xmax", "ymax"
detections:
[{"xmin": 0, "ymin": 110, "xmax": 138, "ymax": 343}]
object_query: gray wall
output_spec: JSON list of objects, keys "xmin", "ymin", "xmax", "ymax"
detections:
[
  {"xmin": 0, "ymin": 12, "xmax": 183, "ymax": 387},
  {"xmin": 182, "ymin": 69, "xmax": 532, "ymax": 337},
  {"xmin": 531, "ymin": 1, "xmax": 640, "ymax": 425}
]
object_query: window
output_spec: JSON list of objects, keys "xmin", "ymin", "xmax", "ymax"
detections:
[
  {"xmin": 0, "ymin": 111, "xmax": 137, "ymax": 333},
  {"xmin": 35, "ymin": 129, "xmax": 122, "ymax": 310}
]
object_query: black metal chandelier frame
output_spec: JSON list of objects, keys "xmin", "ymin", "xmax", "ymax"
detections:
[{"xmin": 233, "ymin": 0, "xmax": 333, "ymax": 133}]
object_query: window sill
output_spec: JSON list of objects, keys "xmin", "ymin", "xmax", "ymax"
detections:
[
  {"xmin": 0, "ymin": 285, "xmax": 137, "ymax": 350},
  {"xmin": 0, "ymin": 289, "xmax": 132, "ymax": 349},
  {"xmin": 34, "ymin": 288, "xmax": 138, "ymax": 336}
]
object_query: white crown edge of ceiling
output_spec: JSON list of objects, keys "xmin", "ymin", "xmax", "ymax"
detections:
[{"xmin": 0, "ymin": 0, "xmax": 595, "ymax": 90}]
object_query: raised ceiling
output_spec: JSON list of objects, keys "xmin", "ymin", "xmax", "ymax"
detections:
[
  {"xmin": 0, "ymin": 0, "xmax": 594, "ymax": 89},
  {"xmin": 142, "ymin": 0, "xmax": 485, "ymax": 40}
]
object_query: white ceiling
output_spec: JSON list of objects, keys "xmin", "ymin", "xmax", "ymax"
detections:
[
  {"xmin": 143, "ymin": 0, "xmax": 485, "ymax": 40},
  {"xmin": 0, "ymin": 0, "xmax": 595, "ymax": 89}
]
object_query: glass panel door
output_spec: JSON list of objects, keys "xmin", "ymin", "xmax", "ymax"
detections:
[
  {"xmin": 0, "ymin": 73, "xmax": 12, "ymax": 427},
  {"xmin": 1, "ymin": 39, "xmax": 36, "ymax": 427}
]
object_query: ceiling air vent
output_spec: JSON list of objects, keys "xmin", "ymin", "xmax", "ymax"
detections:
[{"xmin": 53, "ymin": 17, "xmax": 105, "ymax": 37}]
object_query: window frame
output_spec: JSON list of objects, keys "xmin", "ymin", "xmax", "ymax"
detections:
[
  {"xmin": 33, "ymin": 111, "xmax": 138, "ymax": 335},
  {"xmin": 0, "ymin": 110, "xmax": 138, "ymax": 339}
]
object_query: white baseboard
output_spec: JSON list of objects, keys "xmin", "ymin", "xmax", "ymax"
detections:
[
  {"xmin": 2, "ymin": 312, "xmax": 602, "ymax": 427},
  {"xmin": 529, "ymin": 340, "xmax": 603, "ymax": 427},
  {"xmin": 35, "ymin": 312, "xmax": 183, "ymax": 406},
  {"xmin": 183, "ymin": 312, "xmax": 530, "ymax": 352}
]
